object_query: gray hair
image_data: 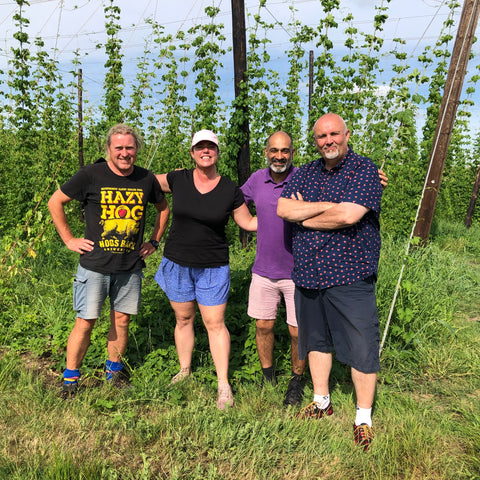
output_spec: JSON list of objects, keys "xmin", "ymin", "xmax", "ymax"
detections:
[{"xmin": 105, "ymin": 123, "xmax": 143, "ymax": 152}]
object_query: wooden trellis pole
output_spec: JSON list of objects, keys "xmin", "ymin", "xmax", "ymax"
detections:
[
  {"xmin": 465, "ymin": 164, "xmax": 480, "ymax": 228},
  {"xmin": 413, "ymin": 0, "xmax": 480, "ymax": 243},
  {"xmin": 231, "ymin": 0, "xmax": 251, "ymax": 247}
]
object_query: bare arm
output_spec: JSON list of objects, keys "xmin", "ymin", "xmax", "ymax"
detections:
[
  {"xmin": 155, "ymin": 174, "xmax": 171, "ymax": 193},
  {"xmin": 47, "ymin": 189, "xmax": 94, "ymax": 254},
  {"xmin": 302, "ymin": 202, "xmax": 369, "ymax": 230},
  {"xmin": 138, "ymin": 198, "xmax": 170, "ymax": 259},
  {"xmin": 277, "ymin": 195, "xmax": 337, "ymax": 223},
  {"xmin": 232, "ymin": 203, "xmax": 257, "ymax": 232}
]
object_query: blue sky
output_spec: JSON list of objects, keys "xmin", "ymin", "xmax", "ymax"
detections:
[
  {"xmin": 0, "ymin": 1, "xmax": 459, "ymax": 57},
  {"xmin": 0, "ymin": 0, "xmax": 476, "ymax": 132}
]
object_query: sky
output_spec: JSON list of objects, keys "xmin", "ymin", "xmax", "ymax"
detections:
[
  {"xmin": 0, "ymin": 1, "xmax": 460, "ymax": 58},
  {"xmin": 0, "ymin": 0, "xmax": 476, "ymax": 129}
]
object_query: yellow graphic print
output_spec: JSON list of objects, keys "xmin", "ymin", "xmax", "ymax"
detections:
[{"xmin": 98, "ymin": 187, "xmax": 144, "ymax": 253}]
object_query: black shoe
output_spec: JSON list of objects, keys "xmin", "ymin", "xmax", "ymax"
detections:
[
  {"xmin": 108, "ymin": 370, "xmax": 131, "ymax": 389},
  {"xmin": 283, "ymin": 375, "xmax": 305, "ymax": 406},
  {"xmin": 61, "ymin": 382, "xmax": 78, "ymax": 400}
]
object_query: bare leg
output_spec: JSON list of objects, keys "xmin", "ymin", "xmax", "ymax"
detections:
[
  {"xmin": 170, "ymin": 300, "xmax": 197, "ymax": 371},
  {"xmin": 198, "ymin": 302, "xmax": 230, "ymax": 383},
  {"xmin": 107, "ymin": 310, "xmax": 130, "ymax": 362},
  {"xmin": 351, "ymin": 368, "xmax": 377, "ymax": 409},
  {"xmin": 288, "ymin": 325, "xmax": 306, "ymax": 376},
  {"xmin": 308, "ymin": 351, "xmax": 332, "ymax": 396},
  {"xmin": 255, "ymin": 319, "xmax": 275, "ymax": 369},
  {"xmin": 352, "ymin": 368, "xmax": 377, "ymax": 448},
  {"xmin": 66, "ymin": 317, "xmax": 96, "ymax": 370}
]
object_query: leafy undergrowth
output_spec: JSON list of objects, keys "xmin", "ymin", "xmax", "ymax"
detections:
[
  {"xmin": 0, "ymin": 310, "xmax": 479, "ymax": 480},
  {"xmin": 1, "ymin": 225, "xmax": 480, "ymax": 478}
]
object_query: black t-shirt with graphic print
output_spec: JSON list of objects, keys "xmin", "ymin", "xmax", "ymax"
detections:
[{"xmin": 61, "ymin": 162, "xmax": 164, "ymax": 274}]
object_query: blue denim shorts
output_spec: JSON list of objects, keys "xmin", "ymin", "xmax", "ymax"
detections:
[
  {"xmin": 73, "ymin": 264, "xmax": 144, "ymax": 319},
  {"xmin": 294, "ymin": 276, "xmax": 380, "ymax": 373},
  {"xmin": 154, "ymin": 257, "xmax": 230, "ymax": 306}
]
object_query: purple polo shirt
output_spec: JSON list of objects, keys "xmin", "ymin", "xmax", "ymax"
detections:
[
  {"xmin": 280, "ymin": 147, "xmax": 382, "ymax": 289},
  {"xmin": 241, "ymin": 166, "xmax": 297, "ymax": 279}
]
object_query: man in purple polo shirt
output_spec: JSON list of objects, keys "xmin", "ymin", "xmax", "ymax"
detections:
[
  {"xmin": 241, "ymin": 131, "xmax": 306, "ymax": 407},
  {"xmin": 277, "ymin": 113, "xmax": 382, "ymax": 451}
]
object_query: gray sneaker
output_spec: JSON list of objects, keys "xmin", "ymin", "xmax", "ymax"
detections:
[
  {"xmin": 168, "ymin": 367, "xmax": 191, "ymax": 387},
  {"xmin": 61, "ymin": 382, "xmax": 78, "ymax": 400},
  {"xmin": 217, "ymin": 383, "xmax": 234, "ymax": 410},
  {"xmin": 108, "ymin": 370, "xmax": 131, "ymax": 389}
]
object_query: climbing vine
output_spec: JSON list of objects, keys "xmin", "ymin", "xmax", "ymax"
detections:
[{"xmin": 0, "ymin": 0, "xmax": 478, "ymax": 239}]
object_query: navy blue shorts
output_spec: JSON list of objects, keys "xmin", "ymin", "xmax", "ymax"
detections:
[{"xmin": 294, "ymin": 276, "xmax": 380, "ymax": 373}]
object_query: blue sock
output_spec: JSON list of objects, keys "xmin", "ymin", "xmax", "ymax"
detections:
[
  {"xmin": 106, "ymin": 360, "xmax": 123, "ymax": 381},
  {"xmin": 63, "ymin": 369, "xmax": 80, "ymax": 385}
]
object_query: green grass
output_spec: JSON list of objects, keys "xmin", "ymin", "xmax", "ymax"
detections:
[
  {"xmin": 1, "ymin": 221, "xmax": 480, "ymax": 479},
  {"xmin": 0, "ymin": 344, "xmax": 479, "ymax": 479}
]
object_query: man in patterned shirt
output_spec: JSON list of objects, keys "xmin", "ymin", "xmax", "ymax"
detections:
[{"xmin": 277, "ymin": 113, "xmax": 382, "ymax": 451}]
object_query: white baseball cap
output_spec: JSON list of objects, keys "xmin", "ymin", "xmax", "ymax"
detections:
[{"xmin": 191, "ymin": 129, "xmax": 219, "ymax": 148}]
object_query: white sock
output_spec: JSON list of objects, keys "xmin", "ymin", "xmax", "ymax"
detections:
[
  {"xmin": 313, "ymin": 394, "xmax": 330, "ymax": 409},
  {"xmin": 355, "ymin": 406, "xmax": 372, "ymax": 427}
]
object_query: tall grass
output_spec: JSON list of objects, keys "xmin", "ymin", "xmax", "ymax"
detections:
[{"xmin": 0, "ymin": 222, "xmax": 479, "ymax": 479}]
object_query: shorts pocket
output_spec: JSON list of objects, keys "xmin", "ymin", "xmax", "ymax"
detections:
[
  {"xmin": 73, "ymin": 265, "xmax": 89, "ymax": 284},
  {"xmin": 72, "ymin": 275, "xmax": 87, "ymax": 313}
]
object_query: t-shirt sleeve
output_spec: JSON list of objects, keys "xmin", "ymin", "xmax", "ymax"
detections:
[
  {"xmin": 166, "ymin": 168, "xmax": 191, "ymax": 194},
  {"xmin": 166, "ymin": 170, "xmax": 177, "ymax": 192},
  {"xmin": 149, "ymin": 172, "xmax": 165, "ymax": 204},
  {"xmin": 60, "ymin": 168, "xmax": 90, "ymax": 202},
  {"xmin": 343, "ymin": 159, "xmax": 382, "ymax": 213},
  {"xmin": 233, "ymin": 184, "xmax": 246, "ymax": 210}
]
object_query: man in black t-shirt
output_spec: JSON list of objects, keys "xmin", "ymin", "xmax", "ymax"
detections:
[{"xmin": 48, "ymin": 124, "xmax": 169, "ymax": 399}]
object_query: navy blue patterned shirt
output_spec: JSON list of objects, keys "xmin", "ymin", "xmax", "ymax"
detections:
[{"xmin": 280, "ymin": 147, "xmax": 382, "ymax": 289}]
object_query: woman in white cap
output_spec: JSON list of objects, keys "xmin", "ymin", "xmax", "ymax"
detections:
[{"xmin": 155, "ymin": 129, "xmax": 256, "ymax": 409}]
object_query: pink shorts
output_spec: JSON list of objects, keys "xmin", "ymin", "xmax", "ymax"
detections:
[{"xmin": 247, "ymin": 273, "xmax": 298, "ymax": 327}]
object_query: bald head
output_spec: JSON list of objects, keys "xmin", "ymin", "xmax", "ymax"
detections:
[
  {"xmin": 313, "ymin": 113, "xmax": 350, "ymax": 167},
  {"xmin": 265, "ymin": 131, "xmax": 295, "ymax": 175},
  {"xmin": 266, "ymin": 131, "xmax": 293, "ymax": 150},
  {"xmin": 313, "ymin": 113, "xmax": 347, "ymax": 134}
]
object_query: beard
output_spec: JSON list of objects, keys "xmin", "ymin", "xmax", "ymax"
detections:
[
  {"xmin": 269, "ymin": 163, "xmax": 288, "ymax": 173},
  {"xmin": 322, "ymin": 147, "xmax": 340, "ymax": 160},
  {"xmin": 268, "ymin": 160, "xmax": 292, "ymax": 173}
]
